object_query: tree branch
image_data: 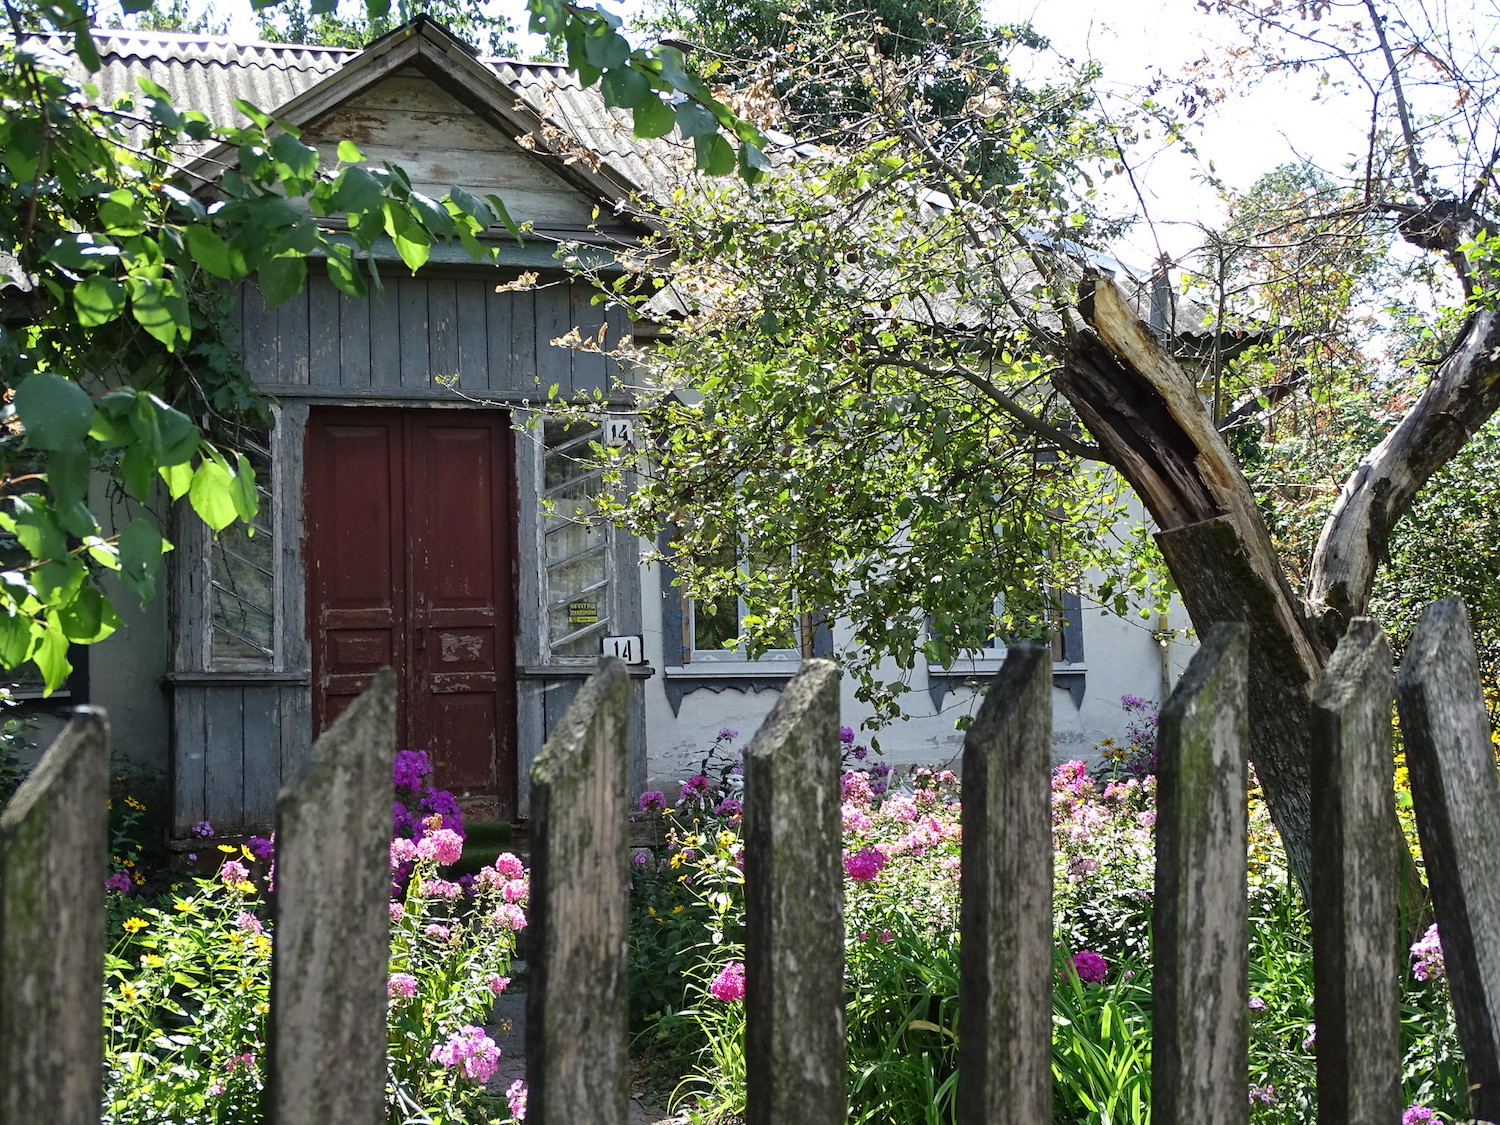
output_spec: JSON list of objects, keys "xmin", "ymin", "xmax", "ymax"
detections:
[{"xmin": 872, "ymin": 352, "xmax": 1103, "ymax": 460}]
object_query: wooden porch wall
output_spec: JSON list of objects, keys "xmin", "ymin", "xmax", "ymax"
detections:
[{"xmin": 171, "ymin": 273, "xmax": 643, "ymax": 837}]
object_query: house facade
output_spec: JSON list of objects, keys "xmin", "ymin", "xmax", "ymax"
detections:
[{"xmin": 29, "ymin": 20, "xmax": 1195, "ymax": 840}]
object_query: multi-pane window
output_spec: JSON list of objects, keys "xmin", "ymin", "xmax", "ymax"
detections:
[
  {"xmin": 687, "ymin": 537, "xmax": 801, "ymax": 661},
  {"xmin": 542, "ymin": 419, "xmax": 610, "ymax": 659},
  {"xmin": 209, "ymin": 431, "xmax": 275, "ymax": 669}
]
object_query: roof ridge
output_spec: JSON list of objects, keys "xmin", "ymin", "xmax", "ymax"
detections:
[{"xmin": 31, "ymin": 27, "xmax": 361, "ymax": 55}]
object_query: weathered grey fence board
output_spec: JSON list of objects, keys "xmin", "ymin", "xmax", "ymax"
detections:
[
  {"xmin": 1153, "ymin": 622, "xmax": 1249, "ymax": 1125},
  {"xmin": 1396, "ymin": 596, "xmax": 1500, "ymax": 1122},
  {"xmin": 526, "ymin": 656, "xmax": 631, "ymax": 1125},
  {"xmin": 267, "ymin": 669, "xmax": 395, "ymax": 1125},
  {"xmin": 744, "ymin": 658, "xmax": 846, "ymax": 1125},
  {"xmin": 1309, "ymin": 618, "xmax": 1400, "ymax": 1125},
  {"xmin": 956, "ymin": 643, "xmax": 1052, "ymax": 1125},
  {"xmin": 0, "ymin": 709, "xmax": 110, "ymax": 1125}
]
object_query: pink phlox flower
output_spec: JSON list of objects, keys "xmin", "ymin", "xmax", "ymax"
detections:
[
  {"xmin": 416, "ymin": 828, "xmax": 464, "ymax": 867},
  {"xmin": 1248, "ymin": 1084, "xmax": 1276, "ymax": 1106},
  {"xmin": 105, "ymin": 872, "xmax": 132, "ymax": 894},
  {"xmin": 1402, "ymin": 1106, "xmax": 1436, "ymax": 1125},
  {"xmin": 1302, "ymin": 1024, "xmax": 1317, "ymax": 1051},
  {"xmin": 424, "ymin": 924, "xmax": 451, "ymax": 940},
  {"xmin": 713, "ymin": 797, "xmax": 743, "ymax": 818},
  {"xmin": 488, "ymin": 975, "xmax": 511, "ymax": 995},
  {"xmin": 387, "ymin": 973, "xmax": 418, "ymax": 999},
  {"xmin": 708, "ymin": 961, "xmax": 746, "ymax": 1002},
  {"xmin": 506, "ymin": 1078, "xmax": 528, "ymax": 1121},
  {"xmin": 493, "ymin": 903, "xmax": 527, "ymax": 931},
  {"xmin": 493, "ymin": 852, "xmax": 526, "ymax": 879},
  {"xmin": 841, "ymin": 771, "xmax": 874, "ymax": 806},
  {"xmin": 473, "ymin": 866, "xmax": 502, "ymax": 891},
  {"xmin": 678, "ymin": 774, "xmax": 716, "ymax": 804},
  {"xmin": 841, "ymin": 803, "xmax": 873, "ymax": 834},
  {"xmin": 884, "ymin": 794, "xmax": 919, "ymax": 822},
  {"xmin": 389, "ymin": 902, "xmax": 404, "ymax": 922},
  {"xmin": 1136, "ymin": 810, "xmax": 1157, "ymax": 828},
  {"xmin": 843, "ymin": 845, "xmax": 889, "ymax": 882},
  {"xmin": 1249, "ymin": 996, "xmax": 1266, "ymax": 1011},
  {"xmin": 390, "ymin": 837, "xmax": 419, "ymax": 869},
  {"xmin": 219, "ymin": 860, "xmax": 249, "ymax": 885},
  {"xmin": 430, "ymin": 1025, "xmax": 500, "ymax": 1084},
  {"xmin": 1410, "ymin": 923, "xmax": 1444, "ymax": 981},
  {"xmin": 501, "ymin": 877, "xmax": 530, "ymax": 904},
  {"xmin": 1069, "ymin": 950, "xmax": 1108, "ymax": 983},
  {"xmin": 235, "ymin": 910, "xmax": 263, "ymax": 934},
  {"xmin": 1066, "ymin": 855, "xmax": 1101, "ymax": 880},
  {"xmin": 425, "ymin": 878, "xmax": 464, "ymax": 901}
]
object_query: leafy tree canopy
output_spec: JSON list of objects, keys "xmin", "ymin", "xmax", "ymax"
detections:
[{"xmin": 254, "ymin": 0, "xmax": 519, "ymax": 58}]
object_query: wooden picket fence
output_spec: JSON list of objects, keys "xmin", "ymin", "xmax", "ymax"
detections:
[{"xmin": 3, "ymin": 599, "xmax": 1500, "ymax": 1124}]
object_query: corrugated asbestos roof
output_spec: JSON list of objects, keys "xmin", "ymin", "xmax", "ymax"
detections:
[{"xmin": 20, "ymin": 28, "xmax": 685, "ymax": 200}]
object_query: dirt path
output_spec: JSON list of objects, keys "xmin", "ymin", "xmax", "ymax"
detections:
[{"xmin": 486, "ymin": 965, "xmax": 686, "ymax": 1124}]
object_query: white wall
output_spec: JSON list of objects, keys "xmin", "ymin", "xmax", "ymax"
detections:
[{"xmin": 637, "ymin": 551, "xmax": 1197, "ymax": 795}]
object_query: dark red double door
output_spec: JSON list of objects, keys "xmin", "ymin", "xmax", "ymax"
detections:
[{"xmin": 306, "ymin": 407, "xmax": 518, "ymax": 818}]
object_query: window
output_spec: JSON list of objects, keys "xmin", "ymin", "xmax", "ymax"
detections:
[
  {"xmin": 209, "ymin": 431, "xmax": 275, "ymax": 670},
  {"xmin": 926, "ymin": 589, "xmax": 1085, "ymax": 709},
  {"xmin": 541, "ymin": 419, "xmax": 611, "ymax": 660},
  {"xmin": 687, "ymin": 538, "xmax": 803, "ymax": 662}
]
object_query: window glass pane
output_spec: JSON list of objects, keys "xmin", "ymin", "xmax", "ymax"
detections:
[
  {"xmin": 542, "ymin": 421, "xmax": 608, "ymax": 658},
  {"xmin": 211, "ymin": 432, "xmax": 274, "ymax": 669}
]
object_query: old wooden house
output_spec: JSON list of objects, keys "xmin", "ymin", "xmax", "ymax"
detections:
[{"xmin": 28, "ymin": 19, "xmax": 1195, "ymax": 840}]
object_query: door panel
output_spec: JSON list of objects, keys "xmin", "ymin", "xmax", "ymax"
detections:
[{"xmin": 307, "ymin": 408, "xmax": 517, "ymax": 818}]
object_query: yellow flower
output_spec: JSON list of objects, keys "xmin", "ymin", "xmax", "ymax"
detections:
[
  {"xmin": 122, "ymin": 917, "xmax": 148, "ymax": 933},
  {"xmin": 132, "ymin": 873, "xmax": 145, "ymax": 886},
  {"xmin": 174, "ymin": 900, "xmax": 196, "ymax": 914},
  {"xmin": 125, "ymin": 796, "xmax": 145, "ymax": 811},
  {"xmin": 118, "ymin": 983, "xmax": 138, "ymax": 1004},
  {"xmin": 217, "ymin": 844, "xmax": 237, "ymax": 854},
  {"xmin": 672, "ymin": 904, "xmax": 684, "ymax": 913},
  {"xmin": 142, "ymin": 954, "xmax": 165, "ymax": 969},
  {"xmin": 647, "ymin": 906, "xmax": 657, "ymax": 916}
]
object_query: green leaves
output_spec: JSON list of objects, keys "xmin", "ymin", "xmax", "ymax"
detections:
[{"xmin": 15, "ymin": 373, "xmax": 93, "ymax": 451}]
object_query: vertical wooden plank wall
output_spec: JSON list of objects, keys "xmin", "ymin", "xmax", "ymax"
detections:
[
  {"xmin": 0, "ymin": 711, "xmax": 109, "ymax": 1125},
  {"xmin": 526, "ymin": 657, "xmax": 631, "ymax": 1125},
  {"xmin": 1153, "ymin": 623, "xmax": 1249, "ymax": 1125},
  {"xmin": 743, "ymin": 659, "xmax": 846, "ymax": 1125},
  {"xmin": 267, "ymin": 670, "xmax": 395, "ymax": 1125},
  {"xmin": 1309, "ymin": 619, "xmax": 1400, "ymax": 1125},
  {"xmin": 1396, "ymin": 597, "xmax": 1500, "ymax": 1122},
  {"xmin": 956, "ymin": 643, "xmax": 1053, "ymax": 1125}
]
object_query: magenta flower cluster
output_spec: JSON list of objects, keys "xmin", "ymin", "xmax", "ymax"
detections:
[
  {"xmin": 429, "ymin": 1025, "xmax": 500, "ymax": 1083},
  {"xmin": 843, "ymin": 845, "xmax": 889, "ymax": 882},
  {"xmin": 387, "ymin": 973, "xmax": 418, "ymax": 999},
  {"xmin": 709, "ymin": 961, "xmax": 746, "ymax": 1002},
  {"xmin": 1403, "ymin": 1105, "xmax": 1436, "ymax": 1125},
  {"xmin": 506, "ymin": 1078, "xmax": 528, "ymax": 1120},
  {"xmin": 1069, "ymin": 950, "xmax": 1109, "ymax": 983}
]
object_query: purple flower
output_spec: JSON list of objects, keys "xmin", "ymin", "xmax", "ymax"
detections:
[
  {"xmin": 1410, "ymin": 923, "xmax": 1444, "ymax": 981},
  {"xmin": 679, "ymin": 774, "xmax": 716, "ymax": 803},
  {"xmin": 235, "ymin": 910, "xmax": 263, "ymax": 934},
  {"xmin": 709, "ymin": 961, "xmax": 746, "ymax": 1002},
  {"xmin": 105, "ymin": 871, "xmax": 132, "ymax": 894},
  {"xmin": 245, "ymin": 836, "xmax": 274, "ymax": 862},
  {"xmin": 430, "ymin": 1025, "xmax": 500, "ymax": 1083},
  {"xmin": 843, "ymin": 845, "xmax": 889, "ymax": 882},
  {"xmin": 392, "ymin": 749, "xmax": 432, "ymax": 792},
  {"xmin": 839, "ymin": 725, "xmax": 855, "ymax": 744},
  {"xmin": 219, "ymin": 860, "xmax": 249, "ymax": 885},
  {"xmin": 1402, "ymin": 1106, "xmax": 1436, "ymax": 1125},
  {"xmin": 1248, "ymin": 1084, "xmax": 1276, "ymax": 1106},
  {"xmin": 637, "ymin": 790, "xmax": 667, "ymax": 814},
  {"xmin": 717, "ymin": 728, "xmax": 738, "ymax": 742},
  {"xmin": 713, "ymin": 797, "xmax": 743, "ymax": 817},
  {"xmin": 191, "ymin": 820, "xmax": 214, "ymax": 838},
  {"xmin": 1249, "ymin": 996, "xmax": 1266, "ymax": 1011},
  {"xmin": 1070, "ymin": 950, "xmax": 1108, "ymax": 983}
]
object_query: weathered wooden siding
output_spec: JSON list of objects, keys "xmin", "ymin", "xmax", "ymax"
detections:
[
  {"xmin": 300, "ymin": 69, "xmax": 602, "ymax": 229},
  {"xmin": 172, "ymin": 681, "xmax": 311, "ymax": 837},
  {"xmin": 239, "ymin": 273, "xmax": 630, "ymax": 401}
]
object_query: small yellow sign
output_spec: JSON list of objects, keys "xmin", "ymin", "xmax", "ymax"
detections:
[{"xmin": 568, "ymin": 601, "xmax": 599, "ymax": 625}]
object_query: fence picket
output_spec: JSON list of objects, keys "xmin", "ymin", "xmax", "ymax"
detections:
[
  {"xmin": 1309, "ymin": 618, "xmax": 1401, "ymax": 1125},
  {"xmin": 526, "ymin": 656, "xmax": 631, "ymax": 1125},
  {"xmin": 0, "ymin": 709, "xmax": 109, "ymax": 1125},
  {"xmin": 744, "ymin": 658, "xmax": 845, "ymax": 1125},
  {"xmin": 267, "ymin": 668, "xmax": 395, "ymax": 1125},
  {"xmin": 1395, "ymin": 596, "xmax": 1500, "ymax": 1122},
  {"xmin": 1153, "ymin": 622, "xmax": 1249, "ymax": 1125},
  {"xmin": 956, "ymin": 642, "xmax": 1052, "ymax": 1125}
]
